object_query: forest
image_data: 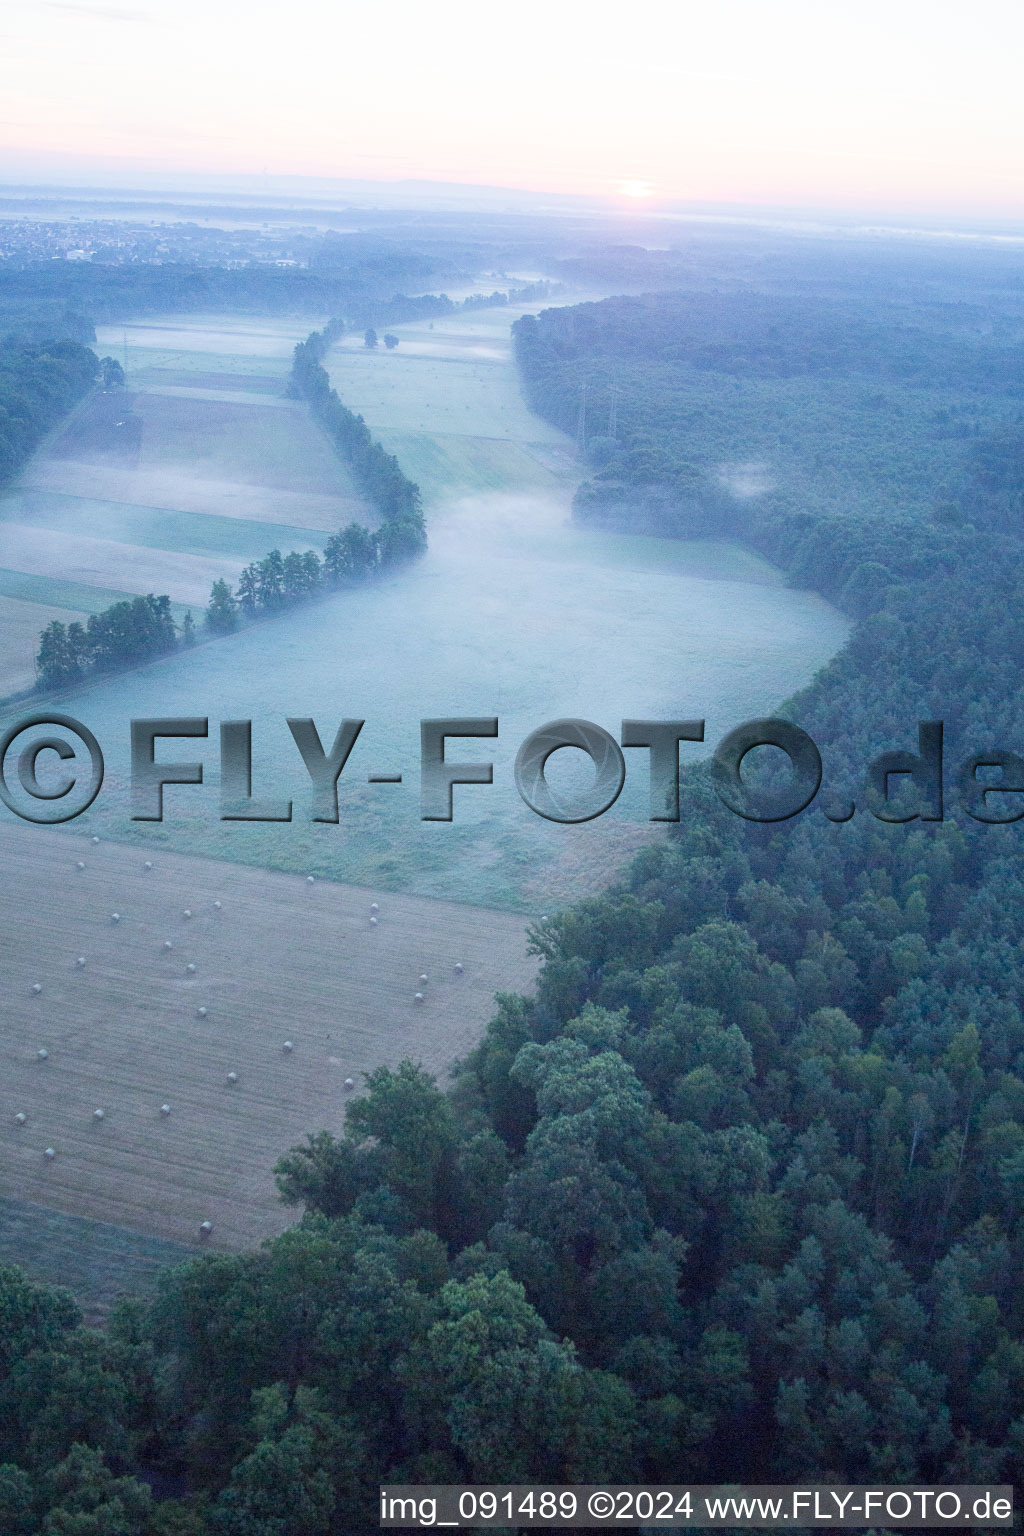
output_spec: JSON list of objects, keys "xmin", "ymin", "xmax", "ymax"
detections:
[
  {"xmin": 0, "ymin": 249, "xmax": 458, "ymax": 342},
  {"xmin": 7, "ymin": 286, "xmax": 1024, "ymax": 1530},
  {"xmin": 0, "ymin": 337, "xmax": 98, "ymax": 488},
  {"xmin": 0, "ymin": 236, "xmax": 552, "ymax": 348}
]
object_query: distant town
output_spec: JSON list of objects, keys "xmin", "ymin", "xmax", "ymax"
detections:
[{"xmin": 0, "ymin": 215, "xmax": 316, "ymax": 267}]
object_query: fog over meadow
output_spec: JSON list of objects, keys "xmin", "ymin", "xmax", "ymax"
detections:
[{"xmin": 10, "ymin": 479, "xmax": 847, "ymax": 908}]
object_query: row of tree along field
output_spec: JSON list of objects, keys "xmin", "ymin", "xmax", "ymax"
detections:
[
  {"xmin": 34, "ymin": 322, "xmax": 427, "ymax": 688},
  {"xmin": 7, "ymin": 287, "xmax": 1024, "ymax": 1529},
  {"xmin": 205, "ymin": 320, "xmax": 428, "ymax": 632}
]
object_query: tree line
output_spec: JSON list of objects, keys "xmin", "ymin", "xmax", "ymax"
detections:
[
  {"xmin": 345, "ymin": 280, "xmax": 554, "ymax": 334},
  {"xmin": 201, "ymin": 323, "xmax": 428, "ymax": 636},
  {"xmin": 36, "ymin": 595, "xmax": 187, "ymax": 690},
  {"xmin": 0, "ymin": 338, "xmax": 98, "ymax": 490}
]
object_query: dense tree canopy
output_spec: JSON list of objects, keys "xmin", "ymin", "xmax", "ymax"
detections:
[{"xmin": 0, "ymin": 338, "xmax": 97, "ymax": 490}]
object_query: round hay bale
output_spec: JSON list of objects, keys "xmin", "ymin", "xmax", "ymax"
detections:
[
  {"xmin": 414, "ymin": 992, "xmax": 425, "ymax": 1004},
  {"xmin": 370, "ymin": 902, "xmax": 379, "ymax": 912},
  {"xmin": 44, "ymin": 1146, "xmax": 56, "ymax": 1159},
  {"xmin": 91, "ymin": 835, "xmax": 100, "ymax": 844},
  {"xmin": 164, "ymin": 940, "xmax": 173, "ymax": 950},
  {"xmin": 419, "ymin": 973, "xmax": 428, "ymax": 984},
  {"xmin": 282, "ymin": 1040, "xmax": 293, "ymax": 1053},
  {"xmin": 213, "ymin": 900, "xmax": 222, "ymax": 910},
  {"xmin": 197, "ymin": 1006, "xmax": 207, "ymax": 1018},
  {"xmin": 76, "ymin": 861, "xmax": 85, "ymax": 870},
  {"xmin": 111, "ymin": 913, "xmax": 120, "ymax": 923},
  {"xmin": 15, "ymin": 1112, "xmax": 26, "ymax": 1125},
  {"xmin": 307, "ymin": 875, "xmax": 315, "ymax": 884},
  {"xmin": 183, "ymin": 909, "xmax": 192, "ymax": 919},
  {"xmin": 226, "ymin": 1070, "xmax": 238, "ymax": 1084},
  {"xmin": 540, "ymin": 914, "xmax": 549, "ymax": 924},
  {"xmin": 144, "ymin": 860, "xmax": 152, "ymax": 870},
  {"xmin": 199, "ymin": 1220, "xmax": 213, "ymax": 1236},
  {"xmin": 160, "ymin": 1103, "xmax": 171, "ymax": 1116},
  {"xmin": 369, "ymin": 915, "xmax": 378, "ymax": 927},
  {"xmin": 344, "ymin": 1077, "xmax": 355, "ymax": 1089},
  {"xmin": 31, "ymin": 982, "xmax": 41, "ymax": 994},
  {"xmin": 37, "ymin": 1048, "xmax": 48, "ymax": 1061},
  {"xmin": 186, "ymin": 963, "xmax": 196, "ymax": 974},
  {"xmin": 93, "ymin": 1108, "xmax": 104, "ymax": 1120},
  {"xmin": 76, "ymin": 956, "xmax": 86, "ymax": 968},
  {"xmin": 454, "ymin": 961, "xmax": 463, "ymax": 974}
]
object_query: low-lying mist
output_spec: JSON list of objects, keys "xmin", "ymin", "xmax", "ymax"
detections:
[{"xmin": 12, "ymin": 485, "xmax": 848, "ymax": 909}]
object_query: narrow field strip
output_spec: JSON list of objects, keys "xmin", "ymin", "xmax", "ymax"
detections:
[
  {"xmin": 134, "ymin": 384, "xmax": 300, "ymax": 408},
  {"xmin": 4, "ymin": 489, "xmax": 332, "ymax": 561},
  {"xmin": 0, "ymin": 567, "xmax": 187, "ymax": 616},
  {"xmin": 129, "ymin": 369, "xmax": 290, "ymax": 393},
  {"xmin": 0, "ymin": 524, "xmax": 244, "ymax": 607},
  {"xmin": 20, "ymin": 461, "xmax": 369, "ymax": 530}
]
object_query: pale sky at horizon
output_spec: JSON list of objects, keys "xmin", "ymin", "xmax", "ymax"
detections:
[{"xmin": 1, "ymin": 0, "xmax": 1022, "ymax": 218}]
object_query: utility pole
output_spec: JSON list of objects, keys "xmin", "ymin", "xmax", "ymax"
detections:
[{"xmin": 576, "ymin": 380, "xmax": 588, "ymax": 458}]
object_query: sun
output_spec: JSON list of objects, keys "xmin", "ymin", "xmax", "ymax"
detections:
[{"xmin": 617, "ymin": 180, "xmax": 657, "ymax": 199}]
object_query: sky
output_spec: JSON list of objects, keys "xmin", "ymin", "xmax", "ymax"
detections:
[{"xmin": 1, "ymin": 0, "xmax": 1022, "ymax": 219}]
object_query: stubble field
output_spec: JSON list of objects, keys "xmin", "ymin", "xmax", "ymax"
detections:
[{"xmin": 0, "ymin": 822, "xmax": 537, "ymax": 1259}]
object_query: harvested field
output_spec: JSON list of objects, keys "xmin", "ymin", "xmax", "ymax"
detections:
[
  {"xmin": 0, "ymin": 822, "xmax": 537, "ymax": 1251},
  {"xmin": 0, "ymin": 522, "xmax": 242, "ymax": 607}
]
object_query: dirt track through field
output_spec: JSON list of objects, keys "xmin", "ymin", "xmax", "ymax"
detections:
[{"xmin": 0, "ymin": 822, "xmax": 537, "ymax": 1250}]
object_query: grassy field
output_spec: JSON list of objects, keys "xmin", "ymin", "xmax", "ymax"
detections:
[
  {"xmin": 327, "ymin": 307, "xmax": 574, "ymax": 505},
  {"xmin": 0, "ymin": 822, "xmax": 537, "ymax": 1256},
  {"xmin": 0, "ymin": 314, "xmax": 371, "ymax": 699},
  {"xmin": 0, "ymin": 568, "xmax": 192, "ymax": 623},
  {"xmin": 6, "ymin": 490, "xmax": 335, "ymax": 563},
  {"xmin": 47, "ymin": 391, "xmax": 356, "ymax": 492},
  {"xmin": 0, "ymin": 1197, "xmax": 190, "ymax": 1324}
]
